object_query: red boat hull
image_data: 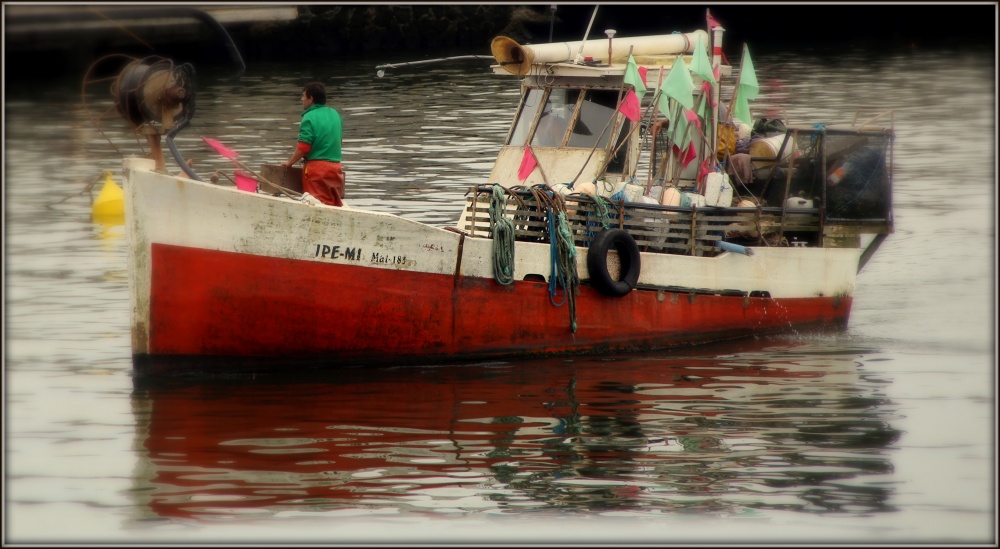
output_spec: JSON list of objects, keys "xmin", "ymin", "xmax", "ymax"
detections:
[{"xmin": 146, "ymin": 244, "xmax": 852, "ymax": 361}]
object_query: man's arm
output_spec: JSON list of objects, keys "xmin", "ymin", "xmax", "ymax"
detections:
[{"xmin": 282, "ymin": 142, "xmax": 311, "ymax": 167}]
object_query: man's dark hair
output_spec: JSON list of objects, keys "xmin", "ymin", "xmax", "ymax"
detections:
[{"xmin": 303, "ymin": 82, "xmax": 327, "ymax": 105}]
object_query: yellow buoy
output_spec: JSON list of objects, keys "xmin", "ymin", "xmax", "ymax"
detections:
[{"xmin": 92, "ymin": 172, "xmax": 125, "ymax": 224}]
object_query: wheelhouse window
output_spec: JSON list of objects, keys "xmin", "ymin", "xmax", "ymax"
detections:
[
  {"xmin": 508, "ymin": 87, "xmax": 628, "ymax": 161},
  {"xmin": 567, "ymin": 89, "xmax": 619, "ymax": 149},
  {"xmin": 530, "ymin": 89, "xmax": 581, "ymax": 147},
  {"xmin": 509, "ymin": 88, "xmax": 544, "ymax": 146}
]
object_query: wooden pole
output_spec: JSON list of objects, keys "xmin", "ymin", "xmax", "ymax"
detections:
[
  {"xmin": 644, "ymin": 66, "xmax": 666, "ymax": 192},
  {"xmin": 144, "ymin": 132, "xmax": 167, "ymax": 172}
]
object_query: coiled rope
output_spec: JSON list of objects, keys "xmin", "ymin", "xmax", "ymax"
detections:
[{"xmin": 488, "ymin": 184, "xmax": 515, "ymax": 285}]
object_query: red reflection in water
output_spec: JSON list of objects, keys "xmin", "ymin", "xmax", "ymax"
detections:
[{"xmin": 131, "ymin": 340, "xmax": 858, "ymax": 520}]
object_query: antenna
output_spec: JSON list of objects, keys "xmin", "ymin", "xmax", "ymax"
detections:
[
  {"xmin": 605, "ymin": 29, "xmax": 616, "ymax": 64},
  {"xmin": 575, "ymin": 5, "xmax": 599, "ymax": 64},
  {"xmin": 549, "ymin": 4, "xmax": 557, "ymax": 43}
]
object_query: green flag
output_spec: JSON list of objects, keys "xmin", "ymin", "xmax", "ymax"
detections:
[
  {"xmin": 695, "ymin": 92, "xmax": 709, "ymax": 131},
  {"xmin": 659, "ymin": 55, "xmax": 694, "ymax": 111},
  {"xmin": 738, "ymin": 46, "xmax": 759, "ymax": 100},
  {"xmin": 656, "ymin": 89, "xmax": 671, "ymax": 119},
  {"xmin": 670, "ymin": 102, "xmax": 692, "ymax": 150},
  {"xmin": 733, "ymin": 46, "xmax": 759, "ymax": 125},
  {"xmin": 690, "ymin": 34, "xmax": 716, "ymax": 85},
  {"xmin": 624, "ymin": 54, "xmax": 647, "ymax": 101},
  {"xmin": 733, "ymin": 91, "xmax": 751, "ymax": 127}
]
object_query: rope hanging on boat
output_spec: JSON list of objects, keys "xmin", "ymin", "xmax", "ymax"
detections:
[
  {"xmin": 581, "ymin": 194, "xmax": 614, "ymax": 239},
  {"xmin": 591, "ymin": 195, "xmax": 613, "ymax": 229},
  {"xmin": 548, "ymin": 210, "xmax": 580, "ymax": 332},
  {"xmin": 524, "ymin": 185, "xmax": 579, "ymax": 333},
  {"xmin": 488, "ymin": 184, "xmax": 516, "ymax": 286}
]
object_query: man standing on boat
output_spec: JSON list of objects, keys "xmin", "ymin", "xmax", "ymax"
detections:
[{"xmin": 282, "ymin": 82, "xmax": 345, "ymax": 206}]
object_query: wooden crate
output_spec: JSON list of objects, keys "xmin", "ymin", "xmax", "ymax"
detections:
[{"xmin": 258, "ymin": 164, "xmax": 303, "ymax": 194}]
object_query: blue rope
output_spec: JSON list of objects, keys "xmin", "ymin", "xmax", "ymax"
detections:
[{"xmin": 810, "ymin": 123, "xmax": 826, "ymax": 148}]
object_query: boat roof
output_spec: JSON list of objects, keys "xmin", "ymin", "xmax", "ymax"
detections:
[{"xmin": 491, "ymin": 54, "xmax": 732, "ymax": 80}]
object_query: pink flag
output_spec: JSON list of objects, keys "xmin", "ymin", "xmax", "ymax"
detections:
[
  {"xmin": 618, "ymin": 89, "xmax": 641, "ymax": 122},
  {"xmin": 638, "ymin": 66, "xmax": 649, "ymax": 86},
  {"xmin": 707, "ymin": 11, "xmax": 721, "ymax": 29},
  {"xmin": 517, "ymin": 145, "xmax": 538, "ymax": 180},
  {"xmin": 202, "ymin": 136, "xmax": 238, "ymax": 159},
  {"xmin": 684, "ymin": 107, "xmax": 702, "ymax": 131}
]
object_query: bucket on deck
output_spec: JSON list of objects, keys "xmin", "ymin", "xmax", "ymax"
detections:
[
  {"xmin": 785, "ymin": 195, "xmax": 815, "ymax": 226},
  {"xmin": 234, "ymin": 171, "xmax": 257, "ymax": 192},
  {"xmin": 750, "ymin": 134, "xmax": 796, "ymax": 178},
  {"xmin": 785, "ymin": 196, "xmax": 814, "ymax": 209}
]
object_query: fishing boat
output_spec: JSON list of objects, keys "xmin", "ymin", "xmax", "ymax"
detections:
[{"xmin": 115, "ymin": 16, "xmax": 894, "ymax": 369}]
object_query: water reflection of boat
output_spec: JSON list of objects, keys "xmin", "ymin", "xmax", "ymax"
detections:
[
  {"xmin": 129, "ymin": 338, "xmax": 902, "ymax": 522},
  {"xmin": 112, "ymin": 12, "xmax": 894, "ymax": 367}
]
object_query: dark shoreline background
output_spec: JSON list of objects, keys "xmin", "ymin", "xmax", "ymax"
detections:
[{"xmin": 4, "ymin": 3, "xmax": 995, "ymax": 86}]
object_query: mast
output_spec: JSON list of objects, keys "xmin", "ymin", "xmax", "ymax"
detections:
[{"xmin": 710, "ymin": 20, "xmax": 726, "ymax": 175}]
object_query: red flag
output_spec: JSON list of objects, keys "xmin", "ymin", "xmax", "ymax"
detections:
[
  {"xmin": 697, "ymin": 158, "xmax": 713, "ymax": 184},
  {"xmin": 517, "ymin": 145, "xmax": 538, "ymax": 180},
  {"xmin": 638, "ymin": 65, "xmax": 649, "ymax": 86},
  {"xmin": 674, "ymin": 141, "xmax": 698, "ymax": 168},
  {"xmin": 707, "ymin": 11, "xmax": 721, "ymax": 29},
  {"xmin": 618, "ymin": 89, "xmax": 641, "ymax": 122}
]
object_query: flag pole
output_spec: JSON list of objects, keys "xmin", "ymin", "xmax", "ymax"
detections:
[
  {"xmin": 704, "ymin": 9, "xmax": 717, "ymax": 178},
  {"xmin": 666, "ymin": 97, "xmax": 687, "ymax": 187},
  {"xmin": 707, "ymin": 10, "xmax": 723, "ymax": 171},
  {"xmin": 660, "ymin": 54, "xmax": 694, "ymax": 188},
  {"xmin": 716, "ymin": 43, "xmax": 751, "ymax": 195},
  {"xmin": 644, "ymin": 66, "xmax": 667, "ymax": 193},
  {"xmin": 536, "ymin": 158, "xmax": 551, "ymax": 186}
]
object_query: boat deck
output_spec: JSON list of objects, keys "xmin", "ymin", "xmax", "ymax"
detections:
[{"xmin": 461, "ymin": 187, "xmax": 826, "ymax": 257}]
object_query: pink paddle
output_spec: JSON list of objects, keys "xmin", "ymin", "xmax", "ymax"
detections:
[{"xmin": 201, "ymin": 136, "xmax": 238, "ymax": 159}]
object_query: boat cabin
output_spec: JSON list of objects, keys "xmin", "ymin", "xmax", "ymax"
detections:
[
  {"xmin": 484, "ymin": 31, "xmax": 724, "ymax": 191},
  {"xmin": 457, "ymin": 29, "xmax": 894, "ymax": 264}
]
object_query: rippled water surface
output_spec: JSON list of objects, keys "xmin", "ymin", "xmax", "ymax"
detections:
[{"xmin": 4, "ymin": 47, "xmax": 994, "ymax": 544}]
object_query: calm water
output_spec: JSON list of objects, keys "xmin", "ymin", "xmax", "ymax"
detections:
[{"xmin": 4, "ymin": 47, "xmax": 995, "ymax": 544}]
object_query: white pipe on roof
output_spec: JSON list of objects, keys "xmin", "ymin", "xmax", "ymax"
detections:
[{"xmin": 492, "ymin": 30, "xmax": 710, "ymax": 75}]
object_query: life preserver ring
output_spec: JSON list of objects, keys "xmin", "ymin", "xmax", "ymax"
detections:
[{"xmin": 587, "ymin": 229, "xmax": 641, "ymax": 297}]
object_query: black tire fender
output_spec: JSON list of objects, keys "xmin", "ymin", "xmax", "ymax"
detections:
[{"xmin": 587, "ymin": 229, "xmax": 641, "ymax": 297}]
